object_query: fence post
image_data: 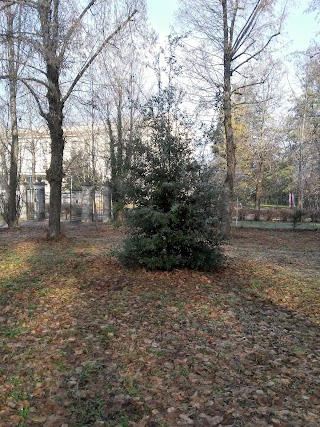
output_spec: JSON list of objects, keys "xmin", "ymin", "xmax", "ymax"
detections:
[
  {"xmin": 81, "ymin": 183, "xmax": 93, "ymax": 222},
  {"xmin": 34, "ymin": 180, "xmax": 46, "ymax": 220},
  {"xmin": 102, "ymin": 184, "xmax": 112, "ymax": 223},
  {"xmin": 20, "ymin": 182, "xmax": 28, "ymax": 220}
]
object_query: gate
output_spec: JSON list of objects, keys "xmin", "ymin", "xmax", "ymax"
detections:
[
  {"xmin": 61, "ymin": 191, "xmax": 82, "ymax": 222},
  {"xmin": 70, "ymin": 191, "xmax": 82, "ymax": 222},
  {"xmin": 94, "ymin": 189, "xmax": 104, "ymax": 222}
]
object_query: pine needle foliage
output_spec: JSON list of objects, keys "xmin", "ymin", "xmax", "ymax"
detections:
[{"xmin": 119, "ymin": 86, "xmax": 224, "ymax": 271}]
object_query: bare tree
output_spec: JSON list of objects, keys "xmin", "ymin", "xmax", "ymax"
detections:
[
  {"xmin": 234, "ymin": 61, "xmax": 284, "ymax": 214},
  {"xmin": 289, "ymin": 45, "xmax": 320, "ymax": 211},
  {"xmin": 89, "ymin": 32, "xmax": 150, "ymax": 221},
  {"xmin": 177, "ymin": 0, "xmax": 285, "ymax": 237},
  {"xmin": 0, "ymin": 108, "xmax": 10, "ymax": 196},
  {"xmin": 1, "ymin": 0, "xmax": 139, "ymax": 237}
]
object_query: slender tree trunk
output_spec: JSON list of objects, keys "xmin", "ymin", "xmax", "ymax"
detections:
[
  {"xmin": 28, "ymin": 113, "xmax": 37, "ymax": 184},
  {"xmin": 106, "ymin": 104, "xmax": 124, "ymax": 222},
  {"xmin": 106, "ymin": 107, "xmax": 117, "ymax": 181},
  {"xmin": 31, "ymin": 143, "xmax": 36, "ymax": 183},
  {"xmin": 45, "ymin": 66, "xmax": 65, "ymax": 238},
  {"xmin": 8, "ymin": 90, "xmax": 19, "ymax": 228},
  {"xmin": 298, "ymin": 108, "xmax": 306, "ymax": 210},
  {"xmin": 126, "ymin": 71, "xmax": 134, "ymax": 170},
  {"xmin": 222, "ymin": 84, "xmax": 236, "ymax": 239},
  {"xmin": 91, "ymin": 100, "xmax": 98, "ymax": 229},
  {"xmin": 221, "ymin": 1, "xmax": 236, "ymax": 239},
  {"xmin": 254, "ymin": 159, "xmax": 265, "ymax": 213},
  {"xmin": 117, "ymin": 88, "xmax": 123, "ymax": 170},
  {"xmin": 106, "ymin": 109, "xmax": 117, "ymax": 220},
  {"xmin": 7, "ymin": 8, "xmax": 19, "ymax": 228}
]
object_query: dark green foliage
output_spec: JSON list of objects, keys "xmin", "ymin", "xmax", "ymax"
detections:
[
  {"xmin": 292, "ymin": 209, "xmax": 304, "ymax": 229},
  {"xmin": 118, "ymin": 86, "xmax": 224, "ymax": 271}
]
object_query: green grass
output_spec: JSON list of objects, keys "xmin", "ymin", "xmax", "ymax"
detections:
[
  {"xmin": 233, "ymin": 220, "xmax": 320, "ymax": 229},
  {"xmin": 3, "ymin": 327, "xmax": 29, "ymax": 338}
]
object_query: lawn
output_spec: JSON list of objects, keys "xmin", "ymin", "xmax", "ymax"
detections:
[
  {"xmin": 0, "ymin": 223, "xmax": 319, "ymax": 427},
  {"xmin": 233, "ymin": 220, "xmax": 320, "ymax": 230}
]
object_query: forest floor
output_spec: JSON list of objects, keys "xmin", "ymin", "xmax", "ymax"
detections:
[{"xmin": 0, "ymin": 223, "xmax": 319, "ymax": 427}]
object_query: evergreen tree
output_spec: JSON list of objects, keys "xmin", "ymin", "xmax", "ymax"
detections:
[{"xmin": 118, "ymin": 85, "xmax": 224, "ymax": 271}]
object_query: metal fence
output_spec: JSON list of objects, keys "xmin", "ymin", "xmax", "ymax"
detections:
[
  {"xmin": 94, "ymin": 189, "xmax": 104, "ymax": 222},
  {"xmin": 61, "ymin": 189, "xmax": 105, "ymax": 222},
  {"xmin": 61, "ymin": 191, "xmax": 82, "ymax": 222},
  {"xmin": 23, "ymin": 186, "xmax": 108, "ymax": 223}
]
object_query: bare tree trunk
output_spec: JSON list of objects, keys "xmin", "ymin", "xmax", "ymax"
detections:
[
  {"xmin": 31, "ymin": 144, "xmax": 36, "ymax": 183},
  {"xmin": 221, "ymin": 1, "xmax": 235, "ymax": 239},
  {"xmin": 45, "ymin": 65, "xmax": 65, "ymax": 238},
  {"xmin": 106, "ymin": 103, "xmax": 123, "ymax": 222},
  {"xmin": 7, "ymin": 7, "xmax": 19, "ymax": 228},
  {"xmin": 298, "ymin": 107, "xmax": 306, "ymax": 210},
  {"xmin": 8, "ymin": 88, "xmax": 19, "ymax": 228},
  {"xmin": 254, "ymin": 159, "xmax": 265, "ymax": 213},
  {"xmin": 28, "ymin": 111, "xmax": 37, "ymax": 183},
  {"xmin": 222, "ymin": 85, "xmax": 236, "ymax": 238},
  {"xmin": 46, "ymin": 124, "xmax": 64, "ymax": 237},
  {"xmin": 91, "ymin": 95, "xmax": 98, "ymax": 229}
]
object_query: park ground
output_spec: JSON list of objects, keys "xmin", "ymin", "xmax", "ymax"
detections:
[{"xmin": 0, "ymin": 223, "xmax": 319, "ymax": 426}]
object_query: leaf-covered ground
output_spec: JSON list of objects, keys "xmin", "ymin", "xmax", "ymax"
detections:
[{"xmin": 0, "ymin": 223, "xmax": 319, "ymax": 427}]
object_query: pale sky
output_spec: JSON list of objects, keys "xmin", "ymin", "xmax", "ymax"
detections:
[
  {"xmin": 147, "ymin": 0, "xmax": 178, "ymax": 37},
  {"xmin": 147, "ymin": 0, "xmax": 319, "ymax": 53}
]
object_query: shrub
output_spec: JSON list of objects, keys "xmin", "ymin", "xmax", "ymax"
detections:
[
  {"xmin": 280, "ymin": 209, "xmax": 289, "ymax": 222},
  {"xmin": 292, "ymin": 209, "xmax": 303, "ymax": 229},
  {"xmin": 120, "ymin": 195, "xmax": 224, "ymax": 272},
  {"xmin": 254, "ymin": 210, "xmax": 260, "ymax": 221},
  {"xmin": 118, "ymin": 86, "xmax": 224, "ymax": 272},
  {"xmin": 310, "ymin": 210, "xmax": 320, "ymax": 223}
]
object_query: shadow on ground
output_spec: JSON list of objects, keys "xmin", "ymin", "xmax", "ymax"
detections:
[{"xmin": 0, "ymin": 223, "xmax": 319, "ymax": 426}]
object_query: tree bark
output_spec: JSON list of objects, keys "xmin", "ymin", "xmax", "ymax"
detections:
[
  {"xmin": 45, "ymin": 64, "xmax": 65, "ymax": 238},
  {"xmin": 222, "ymin": 83, "xmax": 236, "ymax": 239},
  {"xmin": 254, "ymin": 159, "xmax": 265, "ymax": 213},
  {"xmin": 297, "ymin": 106, "xmax": 307, "ymax": 210},
  {"xmin": 7, "ymin": 7, "xmax": 19, "ymax": 228},
  {"xmin": 221, "ymin": 0, "xmax": 236, "ymax": 239}
]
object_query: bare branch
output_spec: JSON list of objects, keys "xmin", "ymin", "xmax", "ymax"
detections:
[
  {"xmin": 62, "ymin": 9, "xmax": 138, "ymax": 104},
  {"xmin": 0, "ymin": 74, "xmax": 48, "ymax": 88},
  {"xmin": 232, "ymin": 39, "xmax": 256, "ymax": 63},
  {"xmin": 16, "ymin": 61, "xmax": 47, "ymax": 77},
  {"xmin": 232, "ymin": 79, "xmax": 266, "ymax": 95},
  {"xmin": 0, "ymin": 0, "xmax": 37, "ymax": 10},
  {"xmin": 19, "ymin": 79, "xmax": 47, "ymax": 118},
  {"xmin": 58, "ymin": 0, "xmax": 97, "ymax": 63},
  {"xmin": 232, "ymin": 32, "xmax": 280, "ymax": 74},
  {"xmin": 232, "ymin": 0, "xmax": 262, "ymax": 55},
  {"xmin": 229, "ymin": 0, "xmax": 239, "ymax": 45}
]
